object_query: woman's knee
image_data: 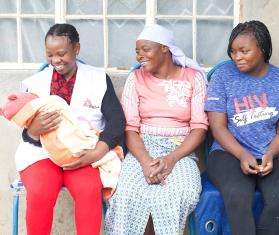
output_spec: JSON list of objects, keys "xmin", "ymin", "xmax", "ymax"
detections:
[
  {"xmin": 73, "ymin": 180, "xmax": 102, "ymax": 201},
  {"xmin": 222, "ymin": 187, "xmax": 253, "ymax": 212},
  {"xmin": 65, "ymin": 167, "xmax": 102, "ymax": 199},
  {"xmin": 20, "ymin": 159, "xmax": 63, "ymax": 204},
  {"xmin": 262, "ymin": 197, "xmax": 279, "ymax": 215},
  {"xmin": 185, "ymin": 187, "xmax": 201, "ymax": 212},
  {"xmin": 22, "ymin": 173, "xmax": 62, "ymax": 206},
  {"xmin": 84, "ymin": 179, "xmax": 102, "ymax": 197},
  {"xmin": 184, "ymin": 175, "xmax": 201, "ymax": 207},
  {"xmin": 26, "ymin": 182, "xmax": 61, "ymax": 207}
]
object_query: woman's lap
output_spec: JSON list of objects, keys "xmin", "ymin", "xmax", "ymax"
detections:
[
  {"xmin": 207, "ymin": 150, "xmax": 279, "ymax": 235},
  {"xmin": 20, "ymin": 158, "xmax": 103, "ymax": 234},
  {"xmin": 20, "ymin": 158, "xmax": 102, "ymax": 195},
  {"xmin": 105, "ymin": 135, "xmax": 201, "ymax": 235},
  {"xmin": 207, "ymin": 150, "xmax": 256, "ymax": 193},
  {"xmin": 20, "ymin": 159, "xmax": 63, "ymax": 198}
]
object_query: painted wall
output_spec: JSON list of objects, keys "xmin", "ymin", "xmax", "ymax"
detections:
[
  {"xmin": 0, "ymin": 1, "xmax": 279, "ymax": 233},
  {"xmin": 242, "ymin": 0, "xmax": 279, "ymax": 65}
]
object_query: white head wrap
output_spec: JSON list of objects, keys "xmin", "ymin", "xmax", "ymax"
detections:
[{"xmin": 137, "ymin": 24, "xmax": 206, "ymax": 81}]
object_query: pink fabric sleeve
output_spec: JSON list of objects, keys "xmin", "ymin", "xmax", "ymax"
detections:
[
  {"xmin": 121, "ymin": 72, "xmax": 141, "ymax": 132},
  {"xmin": 190, "ymin": 71, "xmax": 209, "ymax": 130}
]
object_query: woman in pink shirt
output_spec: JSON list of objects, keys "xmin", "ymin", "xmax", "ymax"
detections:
[{"xmin": 105, "ymin": 24, "xmax": 208, "ymax": 235}]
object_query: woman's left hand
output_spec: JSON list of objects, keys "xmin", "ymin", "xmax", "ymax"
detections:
[
  {"xmin": 149, "ymin": 155, "xmax": 177, "ymax": 182},
  {"xmin": 148, "ymin": 158, "xmax": 167, "ymax": 184},
  {"xmin": 259, "ymin": 154, "xmax": 273, "ymax": 176},
  {"xmin": 62, "ymin": 148, "xmax": 104, "ymax": 170},
  {"xmin": 62, "ymin": 141, "xmax": 109, "ymax": 170},
  {"xmin": 62, "ymin": 149, "xmax": 103, "ymax": 170}
]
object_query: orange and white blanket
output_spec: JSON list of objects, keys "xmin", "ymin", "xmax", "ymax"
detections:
[{"xmin": 5, "ymin": 94, "xmax": 123, "ymax": 199}]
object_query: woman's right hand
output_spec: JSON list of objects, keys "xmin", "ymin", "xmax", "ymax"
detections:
[
  {"xmin": 27, "ymin": 110, "xmax": 61, "ymax": 139},
  {"xmin": 141, "ymin": 158, "xmax": 165, "ymax": 185},
  {"xmin": 239, "ymin": 153, "xmax": 260, "ymax": 175},
  {"xmin": 141, "ymin": 158, "xmax": 154, "ymax": 184},
  {"xmin": 125, "ymin": 131, "xmax": 166, "ymax": 184}
]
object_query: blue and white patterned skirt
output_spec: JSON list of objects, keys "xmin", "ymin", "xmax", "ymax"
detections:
[{"xmin": 104, "ymin": 134, "xmax": 201, "ymax": 235}]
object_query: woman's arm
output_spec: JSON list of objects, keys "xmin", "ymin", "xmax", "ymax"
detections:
[
  {"xmin": 263, "ymin": 122, "xmax": 279, "ymax": 158},
  {"xmin": 260, "ymin": 122, "xmax": 279, "ymax": 176},
  {"xmin": 23, "ymin": 110, "xmax": 61, "ymax": 145},
  {"xmin": 26, "ymin": 111, "xmax": 61, "ymax": 138},
  {"xmin": 126, "ymin": 130, "xmax": 164, "ymax": 184},
  {"xmin": 63, "ymin": 75, "xmax": 126, "ymax": 170},
  {"xmin": 20, "ymin": 84, "xmax": 61, "ymax": 145},
  {"xmin": 22, "ymin": 128, "xmax": 41, "ymax": 147},
  {"xmin": 64, "ymin": 75, "xmax": 126, "ymax": 169},
  {"xmin": 166, "ymin": 128, "xmax": 206, "ymax": 162},
  {"xmin": 120, "ymin": 72, "xmax": 165, "ymax": 184},
  {"xmin": 205, "ymin": 68, "xmax": 260, "ymax": 175},
  {"xmin": 172, "ymin": 70, "xmax": 208, "ymax": 160},
  {"xmin": 208, "ymin": 111, "xmax": 260, "ymax": 174},
  {"xmin": 98, "ymin": 75, "xmax": 126, "ymax": 149},
  {"xmin": 151, "ymin": 71, "xmax": 208, "ymax": 178},
  {"xmin": 150, "ymin": 129, "xmax": 206, "ymax": 179},
  {"xmin": 126, "ymin": 130, "xmax": 150, "ymax": 165}
]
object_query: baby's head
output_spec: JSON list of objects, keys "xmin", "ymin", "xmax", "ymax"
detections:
[{"xmin": 0, "ymin": 92, "xmax": 38, "ymax": 120}]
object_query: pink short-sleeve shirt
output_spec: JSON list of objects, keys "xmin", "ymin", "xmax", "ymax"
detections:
[{"xmin": 121, "ymin": 67, "xmax": 208, "ymax": 136}]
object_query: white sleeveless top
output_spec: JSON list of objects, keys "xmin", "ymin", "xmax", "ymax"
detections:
[{"xmin": 15, "ymin": 62, "xmax": 107, "ymax": 171}]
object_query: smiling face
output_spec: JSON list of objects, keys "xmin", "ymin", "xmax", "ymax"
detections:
[
  {"xmin": 135, "ymin": 40, "xmax": 168, "ymax": 74},
  {"xmin": 45, "ymin": 35, "xmax": 80, "ymax": 79},
  {"xmin": 230, "ymin": 34, "xmax": 267, "ymax": 76}
]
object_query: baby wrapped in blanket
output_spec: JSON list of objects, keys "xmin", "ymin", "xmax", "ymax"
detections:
[{"xmin": 0, "ymin": 92, "xmax": 123, "ymax": 199}]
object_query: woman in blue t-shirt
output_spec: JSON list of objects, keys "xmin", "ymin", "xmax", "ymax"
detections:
[{"xmin": 205, "ymin": 20, "xmax": 279, "ymax": 235}]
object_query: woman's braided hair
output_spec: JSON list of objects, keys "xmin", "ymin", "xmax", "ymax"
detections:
[
  {"xmin": 227, "ymin": 20, "xmax": 272, "ymax": 62},
  {"xmin": 45, "ymin": 23, "xmax": 79, "ymax": 45}
]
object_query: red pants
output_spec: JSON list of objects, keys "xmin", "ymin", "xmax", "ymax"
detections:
[{"xmin": 20, "ymin": 159, "xmax": 102, "ymax": 235}]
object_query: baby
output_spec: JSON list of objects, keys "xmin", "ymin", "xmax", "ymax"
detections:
[{"xmin": 0, "ymin": 92, "xmax": 123, "ymax": 199}]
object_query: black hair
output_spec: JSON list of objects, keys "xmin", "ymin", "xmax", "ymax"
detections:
[
  {"xmin": 227, "ymin": 20, "xmax": 272, "ymax": 63},
  {"xmin": 45, "ymin": 23, "xmax": 79, "ymax": 44}
]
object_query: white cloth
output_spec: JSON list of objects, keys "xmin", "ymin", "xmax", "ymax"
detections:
[{"xmin": 137, "ymin": 24, "xmax": 206, "ymax": 82}]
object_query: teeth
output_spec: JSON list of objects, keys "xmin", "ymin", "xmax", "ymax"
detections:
[
  {"xmin": 55, "ymin": 65, "xmax": 63, "ymax": 70},
  {"xmin": 141, "ymin": 62, "xmax": 148, "ymax": 66}
]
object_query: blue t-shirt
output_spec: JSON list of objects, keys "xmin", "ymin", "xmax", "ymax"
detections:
[{"xmin": 205, "ymin": 61, "xmax": 279, "ymax": 159}]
